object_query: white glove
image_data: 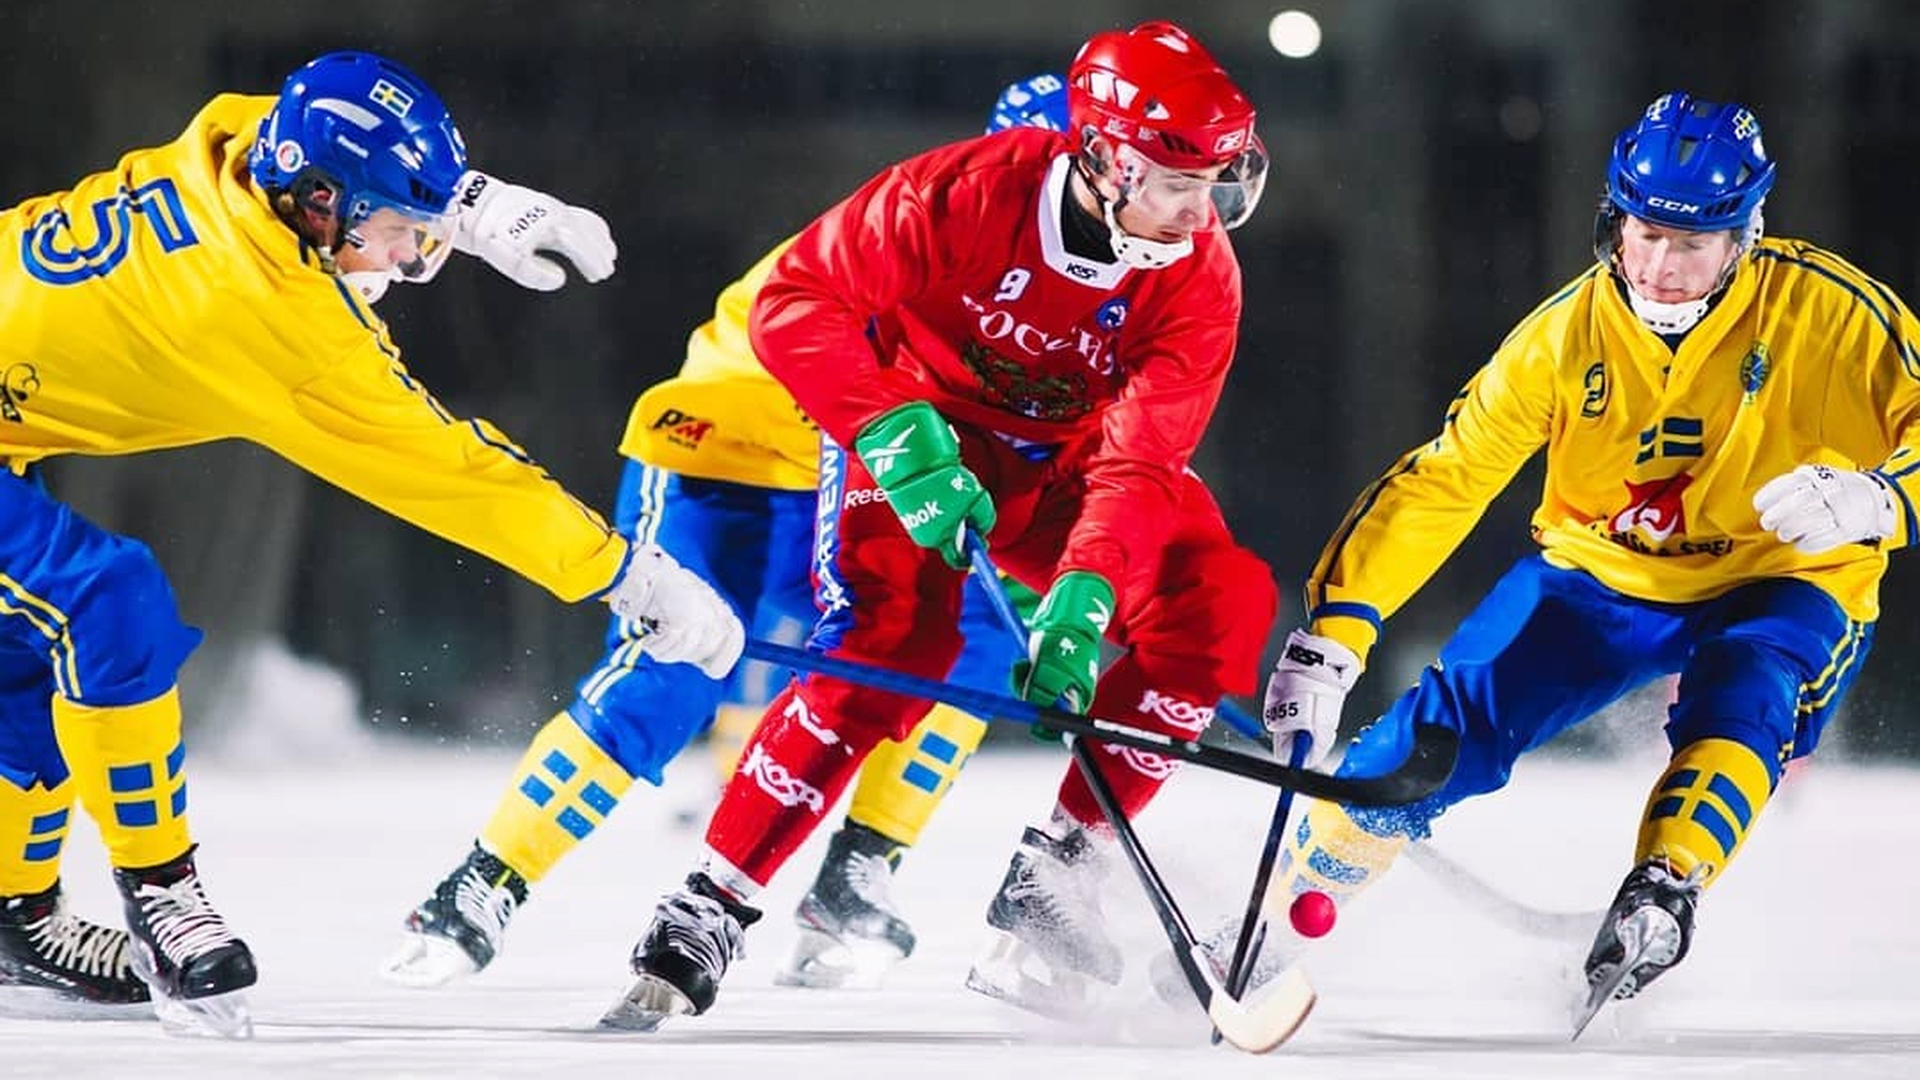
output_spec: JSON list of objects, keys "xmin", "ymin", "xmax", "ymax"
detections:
[
  {"xmin": 1753, "ymin": 463, "xmax": 1896, "ymax": 555},
  {"xmin": 605, "ymin": 544, "xmax": 744, "ymax": 679},
  {"xmin": 1263, "ymin": 629, "xmax": 1361, "ymax": 769},
  {"xmin": 450, "ymin": 171, "xmax": 617, "ymax": 291}
]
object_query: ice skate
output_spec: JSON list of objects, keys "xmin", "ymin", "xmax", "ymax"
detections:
[
  {"xmin": 964, "ymin": 824, "xmax": 1123, "ymax": 1021},
  {"xmin": 776, "ymin": 823, "xmax": 916, "ymax": 989},
  {"xmin": 114, "ymin": 847, "xmax": 256, "ymax": 1039},
  {"xmin": 1148, "ymin": 912, "xmax": 1304, "ymax": 1012},
  {"xmin": 383, "ymin": 843, "xmax": 529, "ymax": 987},
  {"xmin": 1572, "ymin": 859, "xmax": 1703, "ymax": 1038},
  {"xmin": 600, "ymin": 873, "xmax": 760, "ymax": 1031},
  {"xmin": 0, "ymin": 881, "xmax": 153, "ymax": 1020}
]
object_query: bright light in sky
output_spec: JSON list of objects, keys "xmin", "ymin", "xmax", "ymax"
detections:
[{"xmin": 1268, "ymin": 9, "xmax": 1323, "ymax": 59}]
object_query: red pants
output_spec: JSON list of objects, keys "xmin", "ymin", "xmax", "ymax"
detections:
[{"xmin": 705, "ymin": 433, "xmax": 1277, "ymax": 887}]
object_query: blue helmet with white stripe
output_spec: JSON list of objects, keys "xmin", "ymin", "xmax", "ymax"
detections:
[
  {"xmin": 250, "ymin": 52, "xmax": 467, "ymax": 246},
  {"xmin": 985, "ymin": 73, "xmax": 1070, "ymax": 135}
]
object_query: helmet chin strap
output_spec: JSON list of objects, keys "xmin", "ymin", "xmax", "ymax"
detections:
[
  {"xmin": 1625, "ymin": 287, "xmax": 1712, "ymax": 335},
  {"xmin": 1102, "ymin": 196, "xmax": 1192, "ymax": 269}
]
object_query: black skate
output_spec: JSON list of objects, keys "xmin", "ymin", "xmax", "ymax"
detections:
[
  {"xmin": 114, "ymin": 846, "xmax": 256, "ymax": 1039},
  {"xmin": 0, "ymin": 881, "xmax": 152, "ymax": 1019},
  {"xmin": 965, "ymin": 824, "xmax": 1123, "ymax": 1021},
  {"xmin": 777, "ymin": 823, "xmax": 916, "ymax": 989},
  {"xmin": 382, "ymin": 843, "xmax": 529, "ymax": 988},
  {"xmin": 600, "ymin": 873, "xmax": 761, "ymax": 1031},
  {"xmin": 1572, "ymin": 859, "xmax": 1704, "ymax": 1038}
]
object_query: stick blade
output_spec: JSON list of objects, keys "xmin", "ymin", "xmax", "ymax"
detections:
[{"xmin": 1206, "ymin": 963, "xmax": 1315, "ymax": 1054}]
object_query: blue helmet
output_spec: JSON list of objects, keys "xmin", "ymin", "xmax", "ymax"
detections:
[
  {"xmin": 250, "ymin": 52, "xmax": 467, "ymax": 242},
  {"xmin": 1605, "ymin": 91, "xmax": 1774, "ymax": 233},
  {"xmin": 985, "ymin": 73, "xmax": 1070, "ymax": 135}
]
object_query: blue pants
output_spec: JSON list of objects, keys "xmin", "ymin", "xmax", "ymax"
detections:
[
  {"xmin": 568, "ymin": 461, "xmax": 1023, "ymax": 784},
  {"xmin": 1338, "ymin": 555, "xmax": 1872, "ymax": 837},
  {"xmin": 0, "ymin": 470, "xmax": 201, "ymax": 790}
]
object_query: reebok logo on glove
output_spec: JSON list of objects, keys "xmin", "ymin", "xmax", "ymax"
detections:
[
  {"xmin": 899, "ymin": 499, "xmax": 944, "ymax": 528},
  {"xmin": 863, "ymin": 426, "xmax": 916, "ymax": 480}
]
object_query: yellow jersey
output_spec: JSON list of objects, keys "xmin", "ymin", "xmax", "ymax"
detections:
[
  {"xmin": 0, "ymin": 94, "xmax": 625, "ymax": 602},
  {"xmin": 616, "ymin": 239, "xmax": 821, "ymax": 491},
  {"xmin": 1310, "ymin": 238, "xmax": 1920, "ymax": 661}
]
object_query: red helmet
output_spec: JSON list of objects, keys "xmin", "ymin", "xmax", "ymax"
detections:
[{"xmin": 1068, "ymin": 21, "xmax": 1257, "ymax": 171}]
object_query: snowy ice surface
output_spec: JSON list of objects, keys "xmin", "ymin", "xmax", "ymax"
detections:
[{"xmin": 6, "ymin": 738, "xmax": 1916, "ymax": 1079}]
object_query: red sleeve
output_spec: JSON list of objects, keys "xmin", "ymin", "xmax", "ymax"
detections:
[
  {"xmin": 1061, "ymin": 252, "xmax": 1243, "ymax": 585},
  {"xmin": 748, "ymin": 161, "xmax": 943, "ymax": 448}
]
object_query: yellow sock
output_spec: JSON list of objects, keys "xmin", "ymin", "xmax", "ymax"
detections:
[
  {"xmin": 1261, "ymin": 799, "xmax": 1409, "ymax": 922},
  {"xmin": 847, "ymin": 704, "xmax": 989, "ymax": 847},
  {"xmin": 479, "ymin": 713, "xmax": 635, "ymax": 883},
  {"xmin": 50, "ymin": 689, "xmax": 191, "ymax": 870},
  {"xmin": 1635, "ymin": 737, "xmax": 1773, "ymax": 886},
  {"xmin": 0, "ymin": 775, "xmax": 75, "ymax": 896},
  {"xmin": 708, "ymin": 703, "xmax": 761, "ymax": 786}
]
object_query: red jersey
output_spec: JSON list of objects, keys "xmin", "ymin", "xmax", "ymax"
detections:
[{"xmin": 750, "ymin": 127, "xmax": 1244, "ymax": 585}]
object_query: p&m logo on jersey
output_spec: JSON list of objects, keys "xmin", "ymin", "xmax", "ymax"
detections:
[
  {"xmin": 648, "ymin": 408, "xmax": 714, "ymax": 451},
  {"xmin": 1095, "ymin": 297, "xmax": 1129, "ymax": 331}
]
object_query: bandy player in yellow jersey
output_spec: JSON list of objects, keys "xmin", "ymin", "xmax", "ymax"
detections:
[
  {"xmin": 384, "ymin": 75, "xmax": 1072, "ymax": 993},
  {"xmin": 1238, "ymin": 92, "xmax": 1920, "ymax": 1031},
  {"xmin": 0, "ymin": 52, "xmax": 743, "ymax": 1036}
]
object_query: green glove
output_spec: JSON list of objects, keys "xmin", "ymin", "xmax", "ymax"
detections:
[
  {"xmin": 853, "ymin": 401, "xmax": 995, "ymax": 569},
  {"xmin": 1015, "ymin": 571, "xmax": 1116, "ymax": 715}
]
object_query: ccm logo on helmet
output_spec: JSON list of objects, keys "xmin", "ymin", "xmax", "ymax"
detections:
[{"xmin": 1647, "ymin": 196, "xmax": 1703, "ymax": 214}]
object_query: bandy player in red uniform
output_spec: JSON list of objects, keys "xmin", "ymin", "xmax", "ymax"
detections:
[{"xmin": 608, "ymin": 22, "xmax": 1276, "ymax": 1027}]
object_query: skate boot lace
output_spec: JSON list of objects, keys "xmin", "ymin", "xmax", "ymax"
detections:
[
  {"xmin": 452, "ymin": 863, "xmax": 521, "ymax": 946},
  {"xmin": 655, "ymin": 892, "xmax": 745, "ymax": 972},
  {"xmin": 133, "ymin": 875, "xmax": 239, "ymax": 963},
  {"xmin": 1005, "ymin": 849, "xmax": 1103, "ymax": 938},
  {"xmin": 838, "ymin": 851, "xmax": 903, "ymax": 915},
  {"xmin": 26, "ymin": 897, "xmax": 133, "ymax": 981}
]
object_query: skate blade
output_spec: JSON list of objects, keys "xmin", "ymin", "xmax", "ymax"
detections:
[
  {"xmin": 598, "ymin": 973, "xmax": 694, "ymax": 1032},
  {"xmin": 1571, "ymin": 908, "xmax": 1678, "ymax": 1040},
  {"xmin": 0, "ymin": 984, "xmax": 155, "ymax": 1022},
  {"xmin": 380, "ymin": 932, "xmax": 481, "ymax": 988},
  {"xmin": 774, "ymin": 928, "xmax": 905, "ymax": 990},
  {"xmin": 153, "ymin": 988, "xmax": 253, "ymax": 1040},
  {"xmin": 963, "ymin": 932, "xmax": 1102, "ymax": 1023}
]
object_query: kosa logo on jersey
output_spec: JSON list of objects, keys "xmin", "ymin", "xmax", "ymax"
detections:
[
  {"xmin": 649, "ymin": 408, "xmax": 714, "ymax": 450},
  {"xmin": 740, "ymin": 743, "xmax": 825, "ymax": 813},
  {"xmin": 1137, "ymin": 689, "xmax": 1214, "ymax": 734},
  {"xmin": 1604, "ymin": 472, "xmax": 1732, "ymax": 557},
  {"xmin": 22, "ymin": 178, "xmax": 200, "ymax": 286}
]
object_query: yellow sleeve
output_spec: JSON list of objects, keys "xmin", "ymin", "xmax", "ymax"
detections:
[
  {"xmin": 1863, "ymin": 293, "xmax": 1920, "ymax": 551},
  {"xmin": 1306, "ymin": 317, "xmax": 1561, "ymax": 662},
  {"xmin": 284, "ymin": 341, "xmax": 628, "ymax": 602}
]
